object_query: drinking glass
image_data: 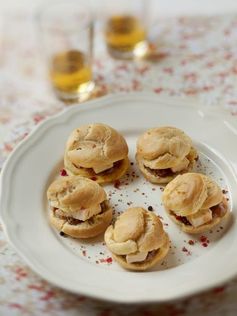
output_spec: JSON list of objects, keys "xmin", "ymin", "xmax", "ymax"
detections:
[
  {"xmin": 102, "ymin": 0, "xmax": 149, "ymax": 59},
  {"xmin": 38, "ymin": 1, "xmax": 94, "ymax": 101}
]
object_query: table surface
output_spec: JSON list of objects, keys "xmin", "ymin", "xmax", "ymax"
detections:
[
  {"xmin": 1, "ymin": 7, "xmax": 237, "ymax": 316},
  {"xmin": 2, "ymin": 0, "xmax": 237, "ymax": 16}
]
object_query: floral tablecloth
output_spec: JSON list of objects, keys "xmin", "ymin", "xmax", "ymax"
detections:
[{"xmin": 0, "ymin": 11, "xmax": 237, "ymax": 316}]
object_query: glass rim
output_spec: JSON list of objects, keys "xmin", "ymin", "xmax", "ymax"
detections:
[{"xmin": 36, "ymin": 0, "xmax": 93, "ymax": 32}]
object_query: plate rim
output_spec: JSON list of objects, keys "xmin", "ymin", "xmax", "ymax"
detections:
[{"xmin": 1, "ymin": 92, "xmax": 237, "ymax": 304}]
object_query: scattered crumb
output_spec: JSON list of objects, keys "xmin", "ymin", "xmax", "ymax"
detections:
[
  {"xmin": 60, "ymin": 169, "xmax": 68, "ymax": 176},
  {"xmin": 182, "ymin": 247, "xmax": 188, "ymax": 252}
]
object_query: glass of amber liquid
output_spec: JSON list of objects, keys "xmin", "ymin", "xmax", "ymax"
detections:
[
  {"xmin": 103, "ymin": 0, "xmax": 148, "ymax": 59},
  {"xmin": 38, "ymin": 1, "xmax": 94, "ymax": 101}
]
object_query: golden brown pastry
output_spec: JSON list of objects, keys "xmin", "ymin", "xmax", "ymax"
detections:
[
  {"xmin": 162, "ymin": 173, "xmax": 229, "ymax": 233},
  {"xmin": 136, "ymin": 126, "xmax": 198, "ymax": 184},
  {"xmin": 47, "ymin": 176, "xmax": 112, "ymax": 238},
  {"xmin": 64, "ymin": 123, "xmax": 129, "ymax": 184},
  {"xmin": 104, "ymin": 207, "xmax": 170, "ymax": 271}
]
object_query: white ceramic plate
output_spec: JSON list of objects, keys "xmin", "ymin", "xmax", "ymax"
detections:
[{"xmin": 1, "ymin": 92, "xmax": 237, "ymax": 304}]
